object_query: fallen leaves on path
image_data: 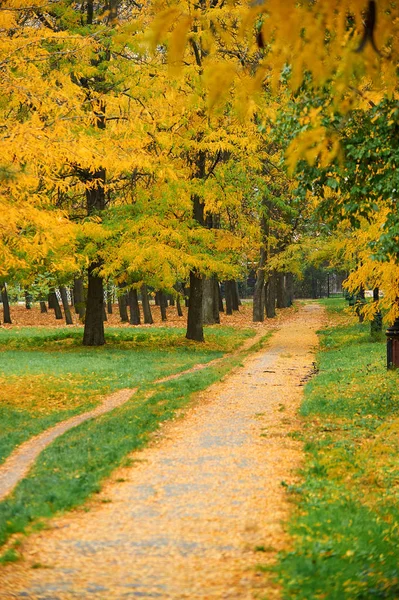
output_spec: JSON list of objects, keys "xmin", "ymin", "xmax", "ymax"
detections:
[{"xmin": 0, "ymin": 304, "xmax": 325, "ymax": 600}]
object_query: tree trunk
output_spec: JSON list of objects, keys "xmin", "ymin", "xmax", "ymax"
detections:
[
  {"xmin": 128, "ymin": 289, "xmax": 141, "ymax": 325},
  {"xmin": 83, "ymin": 166, "xmax": 106, "ymax": 346},
  {"xmin": 202, "ymin": 277, "xmax": 220, "ymax": 325},
  {"xmin": 265, "ymin": 272, "xmax": 276, "ymax": 319},
  {"xmin": 371, "ymin": 287, "xmax": 382, "ymax": 335},
  {"xmin": 83, "ymin": 263, "xmax": 105, "ymax": 346},
  {"xmin": 253, "ymin": 248, "xmax": 266, "ymax": 322},
  {"xmin": 141, "ymin": 284, "xmax": 153, "ymax": 324},
  {"xmin": 24, "ymin": 290, "xmax": 32, "ymax": 310},
  {"xmin": 174, "ymin": 283, "xmax": 184, "ymax": 317},
  {"xmin": 40, "ymin": 300, "xmax": 47, "ymax": 314},
  {"xmin": 1, "ymin": 282, "xmax": 11, "ymax": 324},
  {"xmin": 159, "ymin": 291, "xmax": 167, "ymax": 321},
  {"xmin": 59, "ymin": 286, "xmax": 73, "ymax": 325},
  {"xmin": 212, "ymin": 277, "xmax": 220, "ymax": 324},
  {"xmin": 186, "ymin": 271, "xmax": 204, "ymax": 341},
  {"xmin": 118, "ymin": 287, "xmax": 129, "ymax": 323},
  {"xmin": 231, "ymin": 280, "xmax": 240, "ymax": 311},
  {"xmin": 154, "ymin": 292, "xmax": 160, "ymax": 306},
  {"xmin": 49, "ymin": 290, "xmax": 63, "ymax": 320},
  {"xmin": 103, "ymin": 303, "xmax": 107, "ymax": 322},
  {"xmin": 276, "ymin": 273, "xmax": 286, "ymax": 309},
  {"xmin": 356, "ymin": 286, "xmax": 366, "ymax": 323},
  {"xmin": 203, "ymin": 278, "xmax": 215, "ymax": 325},
  {"xmin": 217, "ymin": 282, "xmax": 224, "ymax": 313},
  {"xmin": 224, "ymin": 280, "xmax": 233, "ymax": 315},
  {"xmin": 73, "ymin": 277, "xmax": 86, "ymax": 320},
  {"xmin": 168, "ymin": 295, "xmax": 175, "ymax": 307},
  {"xmin": 286, "ymin": 273, "xmax": 294, "ymax": 307},
  {"xmin": 107, "ymin": 284, "xmax": 113, "ymax": 314},
  {"xmin": 176, "ymin": 295, "xmax": 183, "ymax": 317}
]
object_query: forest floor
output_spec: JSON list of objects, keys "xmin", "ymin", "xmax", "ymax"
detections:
[
  {"xmin": 1, "ymin": 301, "xmax": 265, "ymax": 330},
  {"xmin": 0, "ymin": 302, "xmax": 324, "ymax": 599}
]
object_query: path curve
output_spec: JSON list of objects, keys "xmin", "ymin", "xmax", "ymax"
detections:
[
  {"xmin": 0, "ymin": 329, "xmax": 267, "ymax": 502},
  {"xmin": 0, "ymin": 389, "xmax": 137, "ymax": 502},
  {"xmin": 0, "ymin": 304, "xmax": 324, "ymax": 599}
]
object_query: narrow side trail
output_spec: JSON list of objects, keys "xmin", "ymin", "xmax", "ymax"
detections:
[{"xmin": 0, "ymin": 303, "xmax": 324, "ymax": 600}]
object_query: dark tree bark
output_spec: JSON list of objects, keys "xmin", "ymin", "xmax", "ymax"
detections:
[
  {"xmin": 235, "ymin": 281, "xmax": 242, "ymax": 306},
  {"xmin": 276, "ymin": 273, "xmax": 286, "ymax": 309},
  {"xmin": 224, "ymin": 280, "xmax": 233, "ymax": 315},
  {"xmin": 107, "ymin": 0, "xmax": 118, "ymax": 23},
  {"xmin": 168, "ymin": 295, "xmax": 175, "ymax": 307},
  {"xmin": 24, "ymin": 290, "xmax": 32, "ymax": 310},
  {"xmin": 218, "ymin": 282, "xmax": 224, "ymax": 312},
  {"xmin": 103, "ymin": 303, "xmax": 107, "ymax": 322},
  {"xmin": 128, "ymin": 289, "xmax": 141, "ymax": 325},
  {"xmin": 48, "ymin": 292, "xmax": 55, "ymax": 309},
  {"xmin": 40, "ymin": 300, "xmax": 48, "ymax": 313},
  {"xmin": 0, "ymin": 282, "xmax": 11, "ymax": 324},
  {"xmin": 203, "ymin": 277, "xmax": 219, "ymax": 325},
  {"xmin": 83, "ymin": 262, "xmax": 105, "ymax": 345},
  {"xmin": 154, "ymin": 292, "xmax": 160, "ymax": 306},
  {"xmin": 73, "ymin": 277, "xmax": 86, "ymax": 320},
  {"xmin": 49, "ymin": 290, "xmax": 63, "ymax": 320},
  {"xmin": 186, "ymin": 271, "xmax": 204, "ymax": 341},
  {"xmin": 356, "ymin": 286, "xmax": 366, "ymax": 323},
  {"xmin": 107, "ymin": 284, "xmax": 113, "ymax": 314},
  {"xmin": 186, "ymin": 151, "xmax": 206, "ymax": 342},
  {"xmin": 285, "ymin": 273, "xmax": 294, "ymax": 307},
  {"xmin": 253, "ymin": 248, "xmax": 266, "ymax": 322},
  {"xmin": 265, "ymin": 272, "xmax": 276, "ymax": 319},
  {"xmin": 59, "ymin": 286, "xmax": 73, "ymax": 325},
  {"xmin": 87, "ymin": 0, "xmax": 93, "ymax": 24},
  {"xmin": 174, "ymin": 283, "xmax": 184, "ymax": 317},
  {"xmin": 83, "ymin": 166, "xmax": 106, "ymax": 346},
  {"xmin": 141, "ymin": 284, "xmax": 153, "ymax": 324},
  {"xmin": 118, "ymin": 287, "xmax": 129, "ymax": 323},
  {"xmin": 159, "ymin": 291, "xmax": 167, "ymax": 321},
  {"xmin": 212, "ymin": 278, "xmax": 220, "ymax": 324},
  {"xmin": 176, "ymin": 295, "xmax": 183, "ymax": 317},
  {"xmin": 371, "ymin": 287, "xmax": 382, "ymax": 334},
  {"xmin": 231, "ymin": 280, "xmax": 240, "ymax": 311}
]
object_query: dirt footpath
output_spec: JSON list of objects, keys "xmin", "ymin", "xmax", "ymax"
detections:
[{"xmin": 0, "ymin": 303, "xmax": 324, "ymax": 600}]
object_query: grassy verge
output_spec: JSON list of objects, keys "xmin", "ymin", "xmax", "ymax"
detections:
[
  {"xmin": 0, "ymin": 327, "xmax": 267, "ymax": 559},
  {"xmin": 275, "ymin": 298, "xmax": 399, "ymax": 599},
  {"xmin": 0, "ymin": 326, "xmax": 253, "ymax": 464}
]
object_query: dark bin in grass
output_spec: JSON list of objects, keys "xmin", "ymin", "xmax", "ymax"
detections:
[{"xmin": 386, "ymin": 318, "xmax": 399, "ymax": 369}]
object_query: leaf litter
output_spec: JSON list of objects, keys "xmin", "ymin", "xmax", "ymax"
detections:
[{"xmin": 0, "ymin": 303, "xmax": 325, "ymax": 599}]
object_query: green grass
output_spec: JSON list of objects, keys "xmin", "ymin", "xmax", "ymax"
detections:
[
  {"xmin": 0, "ymin": 351, "xmax": 253, "ymax": 554},
  {"xmin": 274, "ymin": 298, "xmax": 399, "ymax": 600},
  {"xmin": 0, "ymin": 325, "xmax": 264, "ymax": 557},
  {"xmin": 0, "ymin": 326, "xmax": 254, "ymax": 464}
]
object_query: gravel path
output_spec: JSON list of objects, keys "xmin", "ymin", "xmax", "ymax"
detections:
[
  {"xmin": 0, "ymin": 303, "xmax": 324, "ymax": 599},
  {"xmin": 0, "ymin": 330, "xmax": 265, "ymax": 503},
  {"xmin": 0, "ymin": 389, "xmax": 137, "ymax": 502}
]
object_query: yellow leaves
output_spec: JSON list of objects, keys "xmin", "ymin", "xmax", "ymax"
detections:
[
  {"xmin": 150, "ymin": 7, "xmax": 183, "ymax": 51},
  {"xmin": 286, "ymin": 127, "xmax": 342, "ymax": 174},
  {"xmin": 204, "ymin": 61, "xmax": 236, "ymax": 111},
  {"xmin": 168, "ymin": 15, "xmax": 193, "ymax": 74}
]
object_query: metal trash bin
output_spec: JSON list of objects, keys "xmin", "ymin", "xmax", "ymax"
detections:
[{"xmin": 386, "ymin": 318, "xmax": 399, "ymax": 369}]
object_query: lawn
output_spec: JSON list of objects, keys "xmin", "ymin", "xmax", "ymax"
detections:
[
  {"xmin": 275, "ymin": 298, "xmax": 399, "ymax": 599},
  {"xmin": 0, "ymin": 324, "xmax": 262, "ymax": 559},
  {"xmin": 0, "ymin": 325, "xmax": 253, "ymax": 465}
]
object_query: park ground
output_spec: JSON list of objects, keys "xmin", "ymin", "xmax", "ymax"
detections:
[{"xmin": 0, "ymin": 299, "xmax": 398, "ymax": 598}]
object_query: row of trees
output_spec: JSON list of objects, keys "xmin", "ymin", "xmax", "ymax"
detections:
[{"xmin": 1, "ymin": 0, "xmax": 399, "ymax": 343}]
